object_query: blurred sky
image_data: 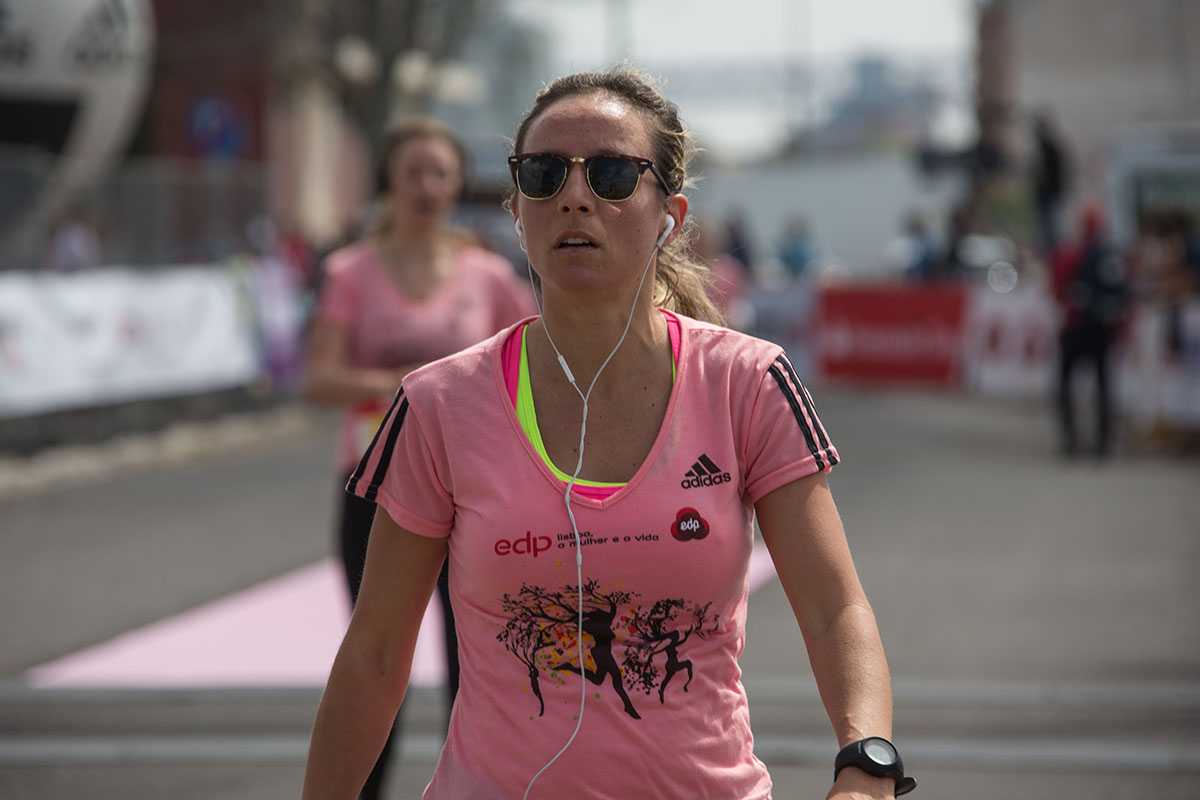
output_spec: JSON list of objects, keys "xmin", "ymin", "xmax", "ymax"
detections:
[{"xmin": 507, "ymin": 0, "xmax": 975, "ymax": 158}]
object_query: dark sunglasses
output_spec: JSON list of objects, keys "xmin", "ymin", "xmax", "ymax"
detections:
[{"xmin": 508, "ymin": 153, "xmax": 669, "ymax": 202}]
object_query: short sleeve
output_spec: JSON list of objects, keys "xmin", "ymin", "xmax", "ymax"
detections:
[
  {"xmin": 741, "ymin": 351, "xmax": 840, "ymax": 504},
  {"xmin": 345, "ymin": 386, "xmax": 454, "ymax": 538},
  {"xmin": 312, "ymin": 250, "xmax": 362, "ymax": 330}
]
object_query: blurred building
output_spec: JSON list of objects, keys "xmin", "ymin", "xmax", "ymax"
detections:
[
  {"xmin": 140, "ymin": 0, "xmax": 523, "ymax": 253},
  {"xmin": 1, "ymin": 0, "xmax": 547, "ymax": 269},
  {"xmin": 803, "ymin": 57, "xmax": 943, "ymax": 153},
  {"xmin": 978, "ymin": 0, "xmax": 1200, "ymax": 203},
  {"xmin": 128, "ymin": 1, "xmax": 279, "ymax": 261}
]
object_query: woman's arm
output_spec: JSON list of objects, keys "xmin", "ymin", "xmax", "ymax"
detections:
[
  {"xmin": 755, "ymin": 471, "xmax": 898, "ymax": 800},
  {"xmin": 302, "ymin": 321, "xmax": 414, "ymax": 407},
  {"xmin": 301, "ymin": 508, "xmax": 448, "ymax": 799}
]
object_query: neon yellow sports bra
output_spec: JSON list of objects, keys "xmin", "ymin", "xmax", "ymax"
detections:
[{"xmin": 512, "ymin": 312, "xmax": 680, "ymax": 490}]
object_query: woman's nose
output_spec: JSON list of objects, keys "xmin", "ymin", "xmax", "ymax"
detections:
[{"xmin": 557, "ymin": 161, "xmax": 594, "ymax": 213}]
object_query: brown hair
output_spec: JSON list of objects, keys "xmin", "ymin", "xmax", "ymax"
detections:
[
  {"xmin": 372, "ymin": 116, "xmax": 468, "ymax": 238},
  {"xmin": 510, "ymin": 68, "xmax": 723, "ymax": 324}
]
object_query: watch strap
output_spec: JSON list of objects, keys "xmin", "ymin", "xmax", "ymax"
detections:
[{"xmin": 834, "ymin": 737, "xmax": 916, "ymax": 796}]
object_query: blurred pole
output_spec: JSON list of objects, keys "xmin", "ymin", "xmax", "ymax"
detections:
[
  {"xmin": 289, "ymin": 0, "xmax": 344, "ymax": 246},
  {"xmin": 970, "ymin": 0, "xmax": 1016, "ymax": 228},
  {"xmin": 296, "ymin": 80, "xmax": 343, "ymax": 246},
  {"xmin": 976, "ymin": 0, "xmax": 1016, "ymax": 161}
]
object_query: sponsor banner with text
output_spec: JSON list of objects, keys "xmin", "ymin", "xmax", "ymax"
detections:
[{"xmin": 816, "ymin": 284, "xmax": 968, "ymax": 385}]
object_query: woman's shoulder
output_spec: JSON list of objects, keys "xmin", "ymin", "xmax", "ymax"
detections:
[
  {"xmin": 401, "ymin": 321, "xmax": 521, "ymax": 399},
  {"xmin": 675, "ymin": 312, "xmax": 783, "ymax": 366},
  {"xmin": 322, "ymin": 239, "xmax": 378, "ymax": 277}
]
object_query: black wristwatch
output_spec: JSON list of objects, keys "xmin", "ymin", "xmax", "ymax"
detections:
[{"xmin": 834, "ymin": 736, "xmax": 916, "ymax": 796}]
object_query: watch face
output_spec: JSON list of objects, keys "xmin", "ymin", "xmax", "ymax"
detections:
[{"xmin": 864, "ymin": 738, "xmax": 898, "ymax": 766}]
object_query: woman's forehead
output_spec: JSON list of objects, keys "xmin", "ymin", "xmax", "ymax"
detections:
[
  {"xmin": 524, "ymin": 94, "xmax": 653, "ymax": 156},
  {"xmin": 392, "ymin": 135, "xmax": 459, "ymax": 168}
]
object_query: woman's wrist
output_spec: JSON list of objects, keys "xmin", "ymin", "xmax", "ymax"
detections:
[{"xmin": 831, "ymin": 765, "xmax": 896, "ymax": 798}]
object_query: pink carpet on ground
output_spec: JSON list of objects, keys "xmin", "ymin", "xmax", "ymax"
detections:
[
  {"xmin": 27, "ymin": 558, "xmax": 447, "ymax": 688},
  {"xmin": 27, "ymin": 544, "xmax": 777, "ymax": 688}
]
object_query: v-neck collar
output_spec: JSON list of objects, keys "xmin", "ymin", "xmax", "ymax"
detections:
[{"xmin": 493, "ymin": 311, "xmax": 687, "ymax": 509}]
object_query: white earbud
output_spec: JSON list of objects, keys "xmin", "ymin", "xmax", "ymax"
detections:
[
  {"xmin": 655, "ymin": 215, "xmax": 675, "ymax": 249},
  {"xmin": 514, "ymin": 218, "xmax": 526, "ymax": 252}
]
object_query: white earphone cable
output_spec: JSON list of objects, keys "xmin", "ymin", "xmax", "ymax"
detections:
[{"xmin": 521, "ymin": 223, "xmax": 666, "ymax": 798}]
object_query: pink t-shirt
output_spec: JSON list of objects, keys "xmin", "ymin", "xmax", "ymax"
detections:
[
  {"xmin": 350, "ymin": 313, "xmax": 839, "ymax": 800},
  {"xmin": 314, "ymin": 240, "xmax": 535, "ymax": 472}
]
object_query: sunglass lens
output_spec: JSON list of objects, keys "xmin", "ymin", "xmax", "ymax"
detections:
[
  {"xmin": 588, "ymin": 157, "xmax": 640, "ymax": 200},
  {"xmin": 518, "ymin": 156, "xmax": 566, "ymax": 199}
]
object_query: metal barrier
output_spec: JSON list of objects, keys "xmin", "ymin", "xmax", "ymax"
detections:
[{"xmin": 0, "ymin": 152, "xmax": 267, "ymax": 272}]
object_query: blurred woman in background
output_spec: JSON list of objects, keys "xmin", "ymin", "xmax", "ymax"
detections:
[{"xmin": 302, "ymin": 116, "xmax": 534, "ymax": 799}]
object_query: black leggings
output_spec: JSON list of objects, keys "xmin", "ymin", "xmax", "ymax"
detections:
[
  {"xmin": 1056, "ymin": 322, "xmax": 1113, "ymax": 456},
  {"xmin": 337, "ymin": 478, "xmax": 460, "ymax": 800}
]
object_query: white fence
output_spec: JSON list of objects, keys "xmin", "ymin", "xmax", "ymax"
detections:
[
  {"xmin": 0, "ymin": 260, "xmax": 302, "ymax": 418},
  {"xmin": 0, "ymin": 152, "xmax": 268, "ymax": 273}
]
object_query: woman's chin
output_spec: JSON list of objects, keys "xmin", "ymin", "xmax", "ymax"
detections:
[
  {"xmin": 542, "ymin": 270, "xmax": 642, "ymax": 305},
  {"xmin": 394, "ymin": 210, "xmax": 446, "ymax": 232}
]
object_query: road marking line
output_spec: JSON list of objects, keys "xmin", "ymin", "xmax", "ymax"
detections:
[
  {"xmin": 9, "ymin": 677, "xmax": 1199, "ymax": 709},
  {"xmin": 3, "ymin": 734, "xmax": 1197, "ymax": 772},
  {"xmin": 746, "ymin": 677, "xmax": 1200, "ymax": 709}
]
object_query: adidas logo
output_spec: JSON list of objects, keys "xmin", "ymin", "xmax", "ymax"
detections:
[
  {"xmin": 67, "ymin": 0, "xmax": 142, "ymax": 71},
  {"xmin": 681, "ymin": 454, "xmax": 731, "ymax": 489}
]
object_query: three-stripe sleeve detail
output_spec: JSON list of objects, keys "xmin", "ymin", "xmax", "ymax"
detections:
[
  {"xmin": 346, "ymin": 389, "xmax": 409, "ymax": 502},
  {"xmin": 766, "ymin": 354, "xmax": 837, "ymax": 471},
  {"xmin": 776, "ymin": 354, "xmax": 838, "ymax": 467}
]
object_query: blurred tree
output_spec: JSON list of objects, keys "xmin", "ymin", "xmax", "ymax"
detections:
[{"xmin": 278, "ymin": 0, "xmax": 492, "ymax": 158}]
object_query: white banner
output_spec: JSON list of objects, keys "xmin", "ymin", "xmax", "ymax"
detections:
[
  {"xmin": 1120, "ymin": 301, "xmax": 1200, "ymax": 430},
  {"xmin": 962, "ymin": 286, "xmax": 1200, "ymax": 430},
  {"xmin": 962, "ymin": 287, "xmax": 1059, "ymax": 398},
  {"xmin": 0, "ymin": 266, "xmax": 260, "ymax": 417}
]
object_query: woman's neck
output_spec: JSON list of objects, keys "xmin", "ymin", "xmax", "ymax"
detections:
[
  {"xmin": 533, "ymin": 297, "xmax": 667, "ymax": 390},
  {"xmin": 382, "ymin": 220, "xmax": 439, "ymax": 261},
  {"xmin": 376, "ymin": 226, "xmax": 456, "ymax": 299}
]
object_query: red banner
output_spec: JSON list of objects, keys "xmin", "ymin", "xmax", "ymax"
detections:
[{"xmin": 816, "ymin": 284, "xmax": 968, "ymax": 385}]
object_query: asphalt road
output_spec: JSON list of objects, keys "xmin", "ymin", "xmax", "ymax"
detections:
[{"xmin": 1, "ymin": 387, "xmax": 1198, "ymax": 799}]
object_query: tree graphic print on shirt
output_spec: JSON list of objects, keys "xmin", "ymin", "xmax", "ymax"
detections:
[
  {"xmin": 622, "ymin": 599, "xmax": 719, "ymax": 704},
  {"xmin": 496, "ymin": 580, "xmax": 720, "ymax": 720}
]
